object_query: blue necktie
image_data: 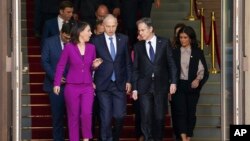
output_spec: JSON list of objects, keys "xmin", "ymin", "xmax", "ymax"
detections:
[
  {"xmin": 148, "ymin": 41, "xmax": 155, "ymax": 62},
  {"xmin": 109, "ymin": 37, "xmax": 116, "ymax": 60},
  {"xmin": 109, "ymin": 37, "xmax": 116, "ymax": 81}
]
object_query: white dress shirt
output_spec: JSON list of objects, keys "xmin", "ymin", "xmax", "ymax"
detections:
[
  {"xmin": 104, "ymin": 33, "xmax": 117, "ymax": 55},
  {"xmin": 57, "ymin": 16, "xmax": 64, "ymax": 32},
  {"xmin": 145, "ymin": 35, "xmax": 157, "ymax": 59}
]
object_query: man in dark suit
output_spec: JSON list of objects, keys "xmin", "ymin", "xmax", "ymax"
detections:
[
  {"xmin": 41, "ymin": 22, "xmax": 72, "ymax": 141},
  {"xmin": 91, "ymin": 14, "xmax": 132, "ymax": 141},
  {"xmin": 131, "ymin": 17, "xmax": 177, "ymax": 141},
  {"xmin": 41, "ymin": 0, "xmax": 74, "ymax": 44}
]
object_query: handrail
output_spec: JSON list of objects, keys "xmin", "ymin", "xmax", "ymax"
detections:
[
  {"xmin": 192, "ymin": 0, "xmax": 221, "ymax": 71},
  {"xmin": 186, "ymin": 0, "xmax": 196, "ymax": 21}
]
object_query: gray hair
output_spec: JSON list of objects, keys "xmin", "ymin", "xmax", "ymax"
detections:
[
  {"xmin": 136, "ymin": 17, "xmax": 153, "ymax": 28},
  {"xmin": 103, "ymin": 14, "xmax": 117, "ymax": 24}
]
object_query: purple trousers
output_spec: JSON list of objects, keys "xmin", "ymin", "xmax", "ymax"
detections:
[{"xmin": 64, "ymin": 83, "xmax": 94, "ymax": 140}]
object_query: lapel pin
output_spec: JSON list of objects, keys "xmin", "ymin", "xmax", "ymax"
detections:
[{"xmin": 190, "ymin": 56, "xmax": 193, "ymax": 58}]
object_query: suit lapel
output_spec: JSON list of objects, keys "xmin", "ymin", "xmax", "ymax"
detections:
[
  {"xmin": 141, "ymin": 41, "xmax": 152, "ymax": 63},
  {"xmin": 55, "ymin": 36, "xmax": 62, "ymax": 54},
  {"xmin": 154, "ymin": 37, "xmax": 162, "ymax": 63},
  {"xmin": 72, "ymin": 43, "xmax": 85, "ymax": 63},
  {"xmin": 115, "ymin": 34, "xmax": 121, "ymax": 60},
  {"xmin": 188, "ymin": 48, "xmax": 195, "ymax": 76}
]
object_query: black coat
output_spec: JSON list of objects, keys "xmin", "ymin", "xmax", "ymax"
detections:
[{"xmin": 132, "ymin": 36, "xmax": 178, "ymax": 95}]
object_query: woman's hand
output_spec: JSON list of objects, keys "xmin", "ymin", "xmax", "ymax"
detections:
[
  {"xmin": 125, "ymin": 83, "xmax": 132, "ymax": 94},
  {"xmin": 191, "ymin": 79, "xmax": 200, "ymax": 88},
  {"xmin": 92, "ymin": 58, "xmax": 103, "ymax": 69},
  {"xmin": 53, "ymin": 86, "xmax": 60, "ymax": 95}
]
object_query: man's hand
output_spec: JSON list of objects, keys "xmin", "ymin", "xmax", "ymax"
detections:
[
  {"xmin": 125, "ymin": 83, "xmax": 131, "ymax": 94},
  {"xmin": 169, "ymin": 84, "xmax": 177, "ymax": 94},
  {"xmin": 92, "ymin": 58, "xmax": 103, "ymax": 69},
  {"xmin": 132, "ymin": 91, "xmax": 138, "ymax": 100},
  {"xmin": 53, "ymin": 86, "xmax": 60, "ymax": 95}
]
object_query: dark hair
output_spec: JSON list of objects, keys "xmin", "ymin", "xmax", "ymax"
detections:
[
  {"xmin": 172, "ymin": 23, "xmax": 186, "ymax": 48},
  {"xmin": 61, "ymin": 21, "xmax": 75, "ymax": 35},
  {"xmin": 136, "ymin": 17, "xmax": 153, "ymax": 28},
  {"xmin": 174, "ymin": 23, "xmax": 186, "ymax": 37},
  {"xmin": 95, "ymin": 19, "xmax": 103, "ymax": 29},
  {"xmin": 70, "ymin": 21, "xmax": 90, "ymax": 44},
  {"xmin": 59, "ymin": 0, "xmax": 73, "ymax": 10},
  {"xmin": 176, "ymin": 26, "xmax": 198, "ymax": 48}
]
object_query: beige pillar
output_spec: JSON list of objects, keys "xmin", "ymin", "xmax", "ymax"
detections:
[
  {"xmin": 0, "ymin": 0, "xmax": 12, "ymax": 140},
  {"xmin": 244, "ymin": 0, "xmax": 250, "ymax": 124}
]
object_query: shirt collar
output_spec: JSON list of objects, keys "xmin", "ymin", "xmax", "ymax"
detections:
[
  {"xmin": 104, "ymin": 33, "xmax": 116, "ymax": 40},
  {"xmin": 180, "ymin": 46, "xmax": 191, "ymax": 52},
  {"xmin": 58, "ymin": 16, "xmax": 64, "ymax": 23},
  {"xmin": 146, "ymin": 35, "xmax": 156, "ymax": 44}
]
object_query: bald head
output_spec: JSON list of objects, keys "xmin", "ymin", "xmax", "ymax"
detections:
[
  {"xmin": 103, "ymin": 14, "xmax": 118, "ymax": 36},
  {"xmin": 103, "ymin": 14, "xmax": 117, "ymax": 25},
  {"xmin": 96, "ymin": 4, "xmax": 109, "ymax": 20}
]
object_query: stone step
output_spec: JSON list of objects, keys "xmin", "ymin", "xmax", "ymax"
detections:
[
  {"xmin": 199, "ymin": 93, "xmax": 220, "ymax": 104},
  {"xmin": 200, "ymin": 81, "xmax": 220, "ymax": 94},
  {"xmin": 193, "ymin": 126, "xmax": 221, "ymax": 138}
]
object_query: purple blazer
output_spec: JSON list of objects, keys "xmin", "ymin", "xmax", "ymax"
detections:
[{"xmin": 54, "ymin": 42, "xmax": 96, "ymax": 86}]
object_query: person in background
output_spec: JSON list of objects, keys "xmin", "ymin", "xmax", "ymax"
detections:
[
  {"xmin": 94, "ymin": 20, "xmax": 105, "ymax": 35},
  {"xmin": 91, "ymin": 14, "xmax": 132, "ymax": 141},
  {"xmin": 171, "ymin": 23, "xmax": 186, "ymax": 48},
  {"xmin": 53, "ymin": 21, "xmax": 103, "ymax": 141},
  {"xmin": 41, "ymin": 0, "xmax": 74, "ymax": 45},
  {"xmin": 131, "ymin": 17, "xmax": 177, "ymax": 141},
  {"xmin": 170, "ymin": 26, "xmax": 209, "ymax": 141},
  {"xmin": 95, "ymin": 4, "xmax": 109, "ymax": 21},
  {"xmin": 41, "ymin": 22, "xmax": 73, "ymax": 141}
]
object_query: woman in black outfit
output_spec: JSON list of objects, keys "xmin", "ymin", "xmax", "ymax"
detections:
[{"xmin": 170, "ymin": 26, "xmax": 209, "ymax": 141}]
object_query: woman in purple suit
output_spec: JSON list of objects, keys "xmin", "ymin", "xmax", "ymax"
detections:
[{"xmin": 53, "ymin": 21, "xmax": 102, "ymax": 141}]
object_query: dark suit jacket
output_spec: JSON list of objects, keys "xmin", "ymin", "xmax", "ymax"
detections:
[
  {"xmin": 41, "ymin": 18, "xmax": 59, "ymax": 44},
  {"xmin": 173, "ymin": 46, "xmax": 209, "ymax": 90},
  {"xmin": 92, "ymin": 33, "xmax": 132, "ymax": 91},
  {"xmin": 132, "ymin": 36, "xmax": 177, "ymax": 95},
  {"xmin": 41, "ymin": 35, "xmax": 64, "ymax": 92}
]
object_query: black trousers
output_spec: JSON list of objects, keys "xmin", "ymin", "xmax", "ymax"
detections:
[
  {"xmin": 139, "ymin": 81, "xmax": 167, "ymax": 141},
  {"xmin": 170, "ymin": 80, "xmax": 200, "ymax": 138}
]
